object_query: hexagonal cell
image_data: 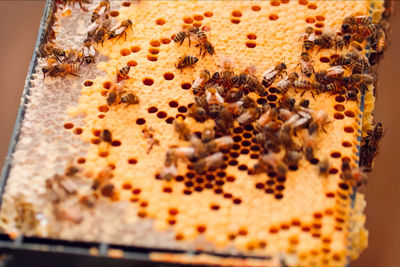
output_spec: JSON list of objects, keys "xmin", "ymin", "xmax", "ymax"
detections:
[{"xmin": 269, "ymin": 14, "xmax": 279, "ymax": 21}]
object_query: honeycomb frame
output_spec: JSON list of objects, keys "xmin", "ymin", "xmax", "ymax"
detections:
[{"xmin": 0, "ymin": 0, "xmax": 388, "ymax": 266}]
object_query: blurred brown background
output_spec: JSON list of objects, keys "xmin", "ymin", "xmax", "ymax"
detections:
[{"xmin": 0, "ymin": 1, "xmax": 399, "ymax": 266}]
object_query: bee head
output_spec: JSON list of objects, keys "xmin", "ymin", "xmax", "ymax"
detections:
[
  {"xmin": 86, "ymin": 58, "xmax": 93, "ymax": 64},
  {"xmin": 346, "ymin": 90, "xmax": 357, "ymax": 100},
  {"xmin": 341, "ymin": 24, "xmax": 351, "ymax": 33},
  {"xmin": 343, "ymin": 34, "xmax": 351, "ymax": 41}
]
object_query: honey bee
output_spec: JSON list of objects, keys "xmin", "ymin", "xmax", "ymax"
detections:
[
  {"xmin": 201, "ymin": 127, "xmax": 215, "ymax": 143},
  {"xmin": 94, "ymin": 18, "xmax": 111, "ymax": 45},
  {"xmin": 346, "ymin": 89, "xmax": 358, "ymax": 101},
  {"xmin": 238, "ymin": 65, "xmax": 264, "ymax": 95},
  {"xmin": 42, "ymin": 56, "xmax": 59, "ymax": 79},
  {"xmin": 100, "ymin": 129, "xmax": 112, "ymax": 143},
  {"xmin": 375, "ymin": 28, "xmax": 387, "ymax": 54},
  {"xmin": 206, "ymin": 87, "xmax": 224, "ymax": 118},
  {"xmin": 142, "ymin": 126, "xmax": 160, "ymax": 154},
  {"xmin": 65, "ymin": 164, "xmax": 79, "ymax": 177},
  {"xmin": 82, "ymin": 38, "xmax": 96, "ymax": 64},
  {"xmin": 343, "ymin": 73, "xmax": 375, "ymax": 86},
  {"xmin": 382, "ymin": 0, "xmax": 393, "ymax": 19},
  {"xmin": 253, "ymin": 154, "xmax": 287, "ymax": 176},
  {"xmin": 203, "ymin": 136, "xmax": 234, "ymax": 156},
  {"xmin": 330, "ymin": 54, "xmax": 352, "ymax": 67},
  {"xmin": 335, "ymin": 34, "xmax": 351, "ymax": 51},
  {"xmin": 188, "ymin": 103, "xmax": 207, "ymax": 122},
  {"xmin": 107, "ymin": 91, "xmax": 117, "ymax": 106},
  {"xmin": 215, "ymin": 106, "xmax": 235, "ymax": 133},
  {"xmin": 42, "ymin": 43, "xmax": 66, "ymax": 62},
  {"xmin": 351, "ymin": 57, "xmax": 370, "ymax": 74},
  {"xmin": 192, "ymin": 70, "xmax": 211, "ymax": 96},
  {"xmin": 300, "ymin": 26, "xmax": 315, "ymax": 51},
  {"xmin": 284, "ymin": 150, "xmax": 302, "ymax": 167},
  {"xmin": 318, "ymin": 159, "xmax": 329, "ymax": 177},
  {"xmin": 237, "ymin": 107, "xmax": 260, "ymax": 125},
  {"xmin": 174, "ymin": 116, "xmax": 192, "ymax": 141},
  {"xmin": 314, "ymin": 31, "xmax": 335, "ymax": 53},
  {"xmin": 278, "ymin": 95, "xmax": 296, "ymax": 111},
  {"xmin": 59, "ymin": 0, "xmax": 92, "ymax": 11},
  {"xmin": 277, "ymin": 124, "xmax": 296, "ymax": 149},
  {"xmin": 108, "ymin": 19, "xmax": 133, "ymax": 41},
  {"xmin": 277, "ymin": 72, "xmax": 299, "ymax": 95},
  {"xmin": 293, "ymin": 80, "xmax": 323, "ymax": 96},
  {"xmin": 195, "ymin": 94, "xmax": 208, "ymax": 110},
  {"xmin": 92, "ymin": 167, "xmax": 113, "ymax": 190},
  {"xmin": 325, "ymin": 82, "xmax": 344, "ymax": 93},
  {"xmin": 49, "ymin": 63, "xmax": 79, "ymax": 78},
  {"xmin": 298, "ymin": 52, "xmax": 314, "ymax": 78},
  {"xmin": 195, "ymin": 30, "xmax": 215, "ymax": 57},
  {"xmin": 64, "ymin": 49, "xmax": 81, "ymax": 64},
  {"xmin": 116, "ymin": 66, "xmax": 130, "ymax": 83},
  {"xmin": 91, "ymin": 0, "xmax": 110, "ymax": 23},
  {"xmin": 361, "ymin": 23, "xmax": 380, "ymax": 39},
  {"xmin": 303, "ymin": 132, "xmax": 316, "ymax": 161},
  {"xmin": 308, "ymin": 110, "xmax": 329, "ymax": 135},
  {"xmin": 341, "ymin": 161, "xmax": 368, "ymax": 186},
  {"xmin": 120, "ymin": 91, "xmax": 139, "ymax": 106},
  {"xmin": 360, "ymin": 122, "xmax": 384, "ymax": 172},
  {"xmin": 174, "ymin": 26, "xmax": 199, "ymax": 46},
  {"xmin": 341, "ymin": 15, "xmax": 370, "ymax": 34},
  {"xmin": 262, "ymin": 62, "xmax": 287, "ymax": 88},
  {"xmin": 219, "ymin": 56, "xmax": 235, "ymax": 86},
  {"xmin": 211, "ymin": 71, "xmax": 222, "ymax": 84},
  {"xmin": 193, "ymin": 152, "xmax": 224, "ymax": 174},
  {"xmin": 315, "ymin": 66, "xmax": 344, "ymax": 85},
  {"xmin": 256, "ymin": 108, "xmax": 278, "ymax": 129},
  {"xmin": 175, "ymin": 55, "xmax": 199, "ymax": 72},
  {"xmin": 161, "ymin": 149, "xmax": 179, "ymax": 181},
  {"xmin": 164, "ymin": 146, "xmax": 196, "ymax": 172},
  {"xmin": 354, "ymin": 15, "xmax": 373, "ymax": 25},
  {"xmin": 223, "ymin": 88, "xmax": 242, "ymax": 103}
]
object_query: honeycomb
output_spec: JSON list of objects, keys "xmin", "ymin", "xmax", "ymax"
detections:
[{"xmin": 0, "ymin": 0, "xmax": 387, "ymax": 266}]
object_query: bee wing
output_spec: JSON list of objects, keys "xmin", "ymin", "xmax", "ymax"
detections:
[
  {"xmin": 205, "ymin": 90, "xmax": 211, "ymax": 102},
  {"xmin": 114, "ymin": 26, "xmax": 127, "ymax": 35},
  {"xmin": 327, "ymin": 65, "xmax": 344, "ymax": 76},
  {"xmin": 205, "ymin": 152, "xmax": 223, "ymax": 166},
  {"xmin": 218, "ymin": 55, "xmax": 235, "ymax": 70},
  {"xmin": 307, "ymin": 32, "xmax": 315, "ymax": 41},
  {"xmin": 88, "ymin": 22, "xmax": 99, "ymax": 32},
  {"xmin": 263, "ymin": 68, "xmax": 278, "ymax": 80},
  {"xmin": 89, "ymin": 46, "xmax": 96, "ymax": 56},
  {"xmin": 277, "ymin": 76, "xmax": 289, "ymax": 87},
  {"xmin": 83, "ymin": 46, "xmax": 89, "ymax": 56},
  {"xmin": 297, "ymin": 32, "xmax": 306, "ymax": 41},
  {"xmin": 216, "ymin": 92, "xmax": 224, "ymax": 103},
  {"xmin": 192, "ymin": 77, "xmax": 203, "ymax": 88},
  {"xmin": 98, "ymin": 5, "xmax": 107, "ymax": 16}
]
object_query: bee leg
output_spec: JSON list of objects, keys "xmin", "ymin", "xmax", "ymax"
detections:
[
  {"xmin": 311, "ymin": 91, "xmax": 316, "ymax": 100},
  {"xmin": 179, "ymin": 37, "xmax": 185, "ymax": 47},
  {"xmin": 188, "ymin": 34, "xmax": 191, "ymax": 47},
  {"xmin": 300, "ymin": 90, "xmax": 306, "ymax": 97},
  {"xmin": 54, "ymin": 54, "xmax": 62, "ymax": 63}
]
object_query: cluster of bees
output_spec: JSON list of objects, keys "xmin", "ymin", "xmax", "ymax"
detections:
[
  {"xmin": 173, "ymin": 26, "xmax": 215, "ymax": 71},
  {"xmin": 160, "ymin": 14, "xmax": 388, "ymax": 186},
  {"xmin": 41, "ymin": 0, "xmax": 132, "ymax": 80}
]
